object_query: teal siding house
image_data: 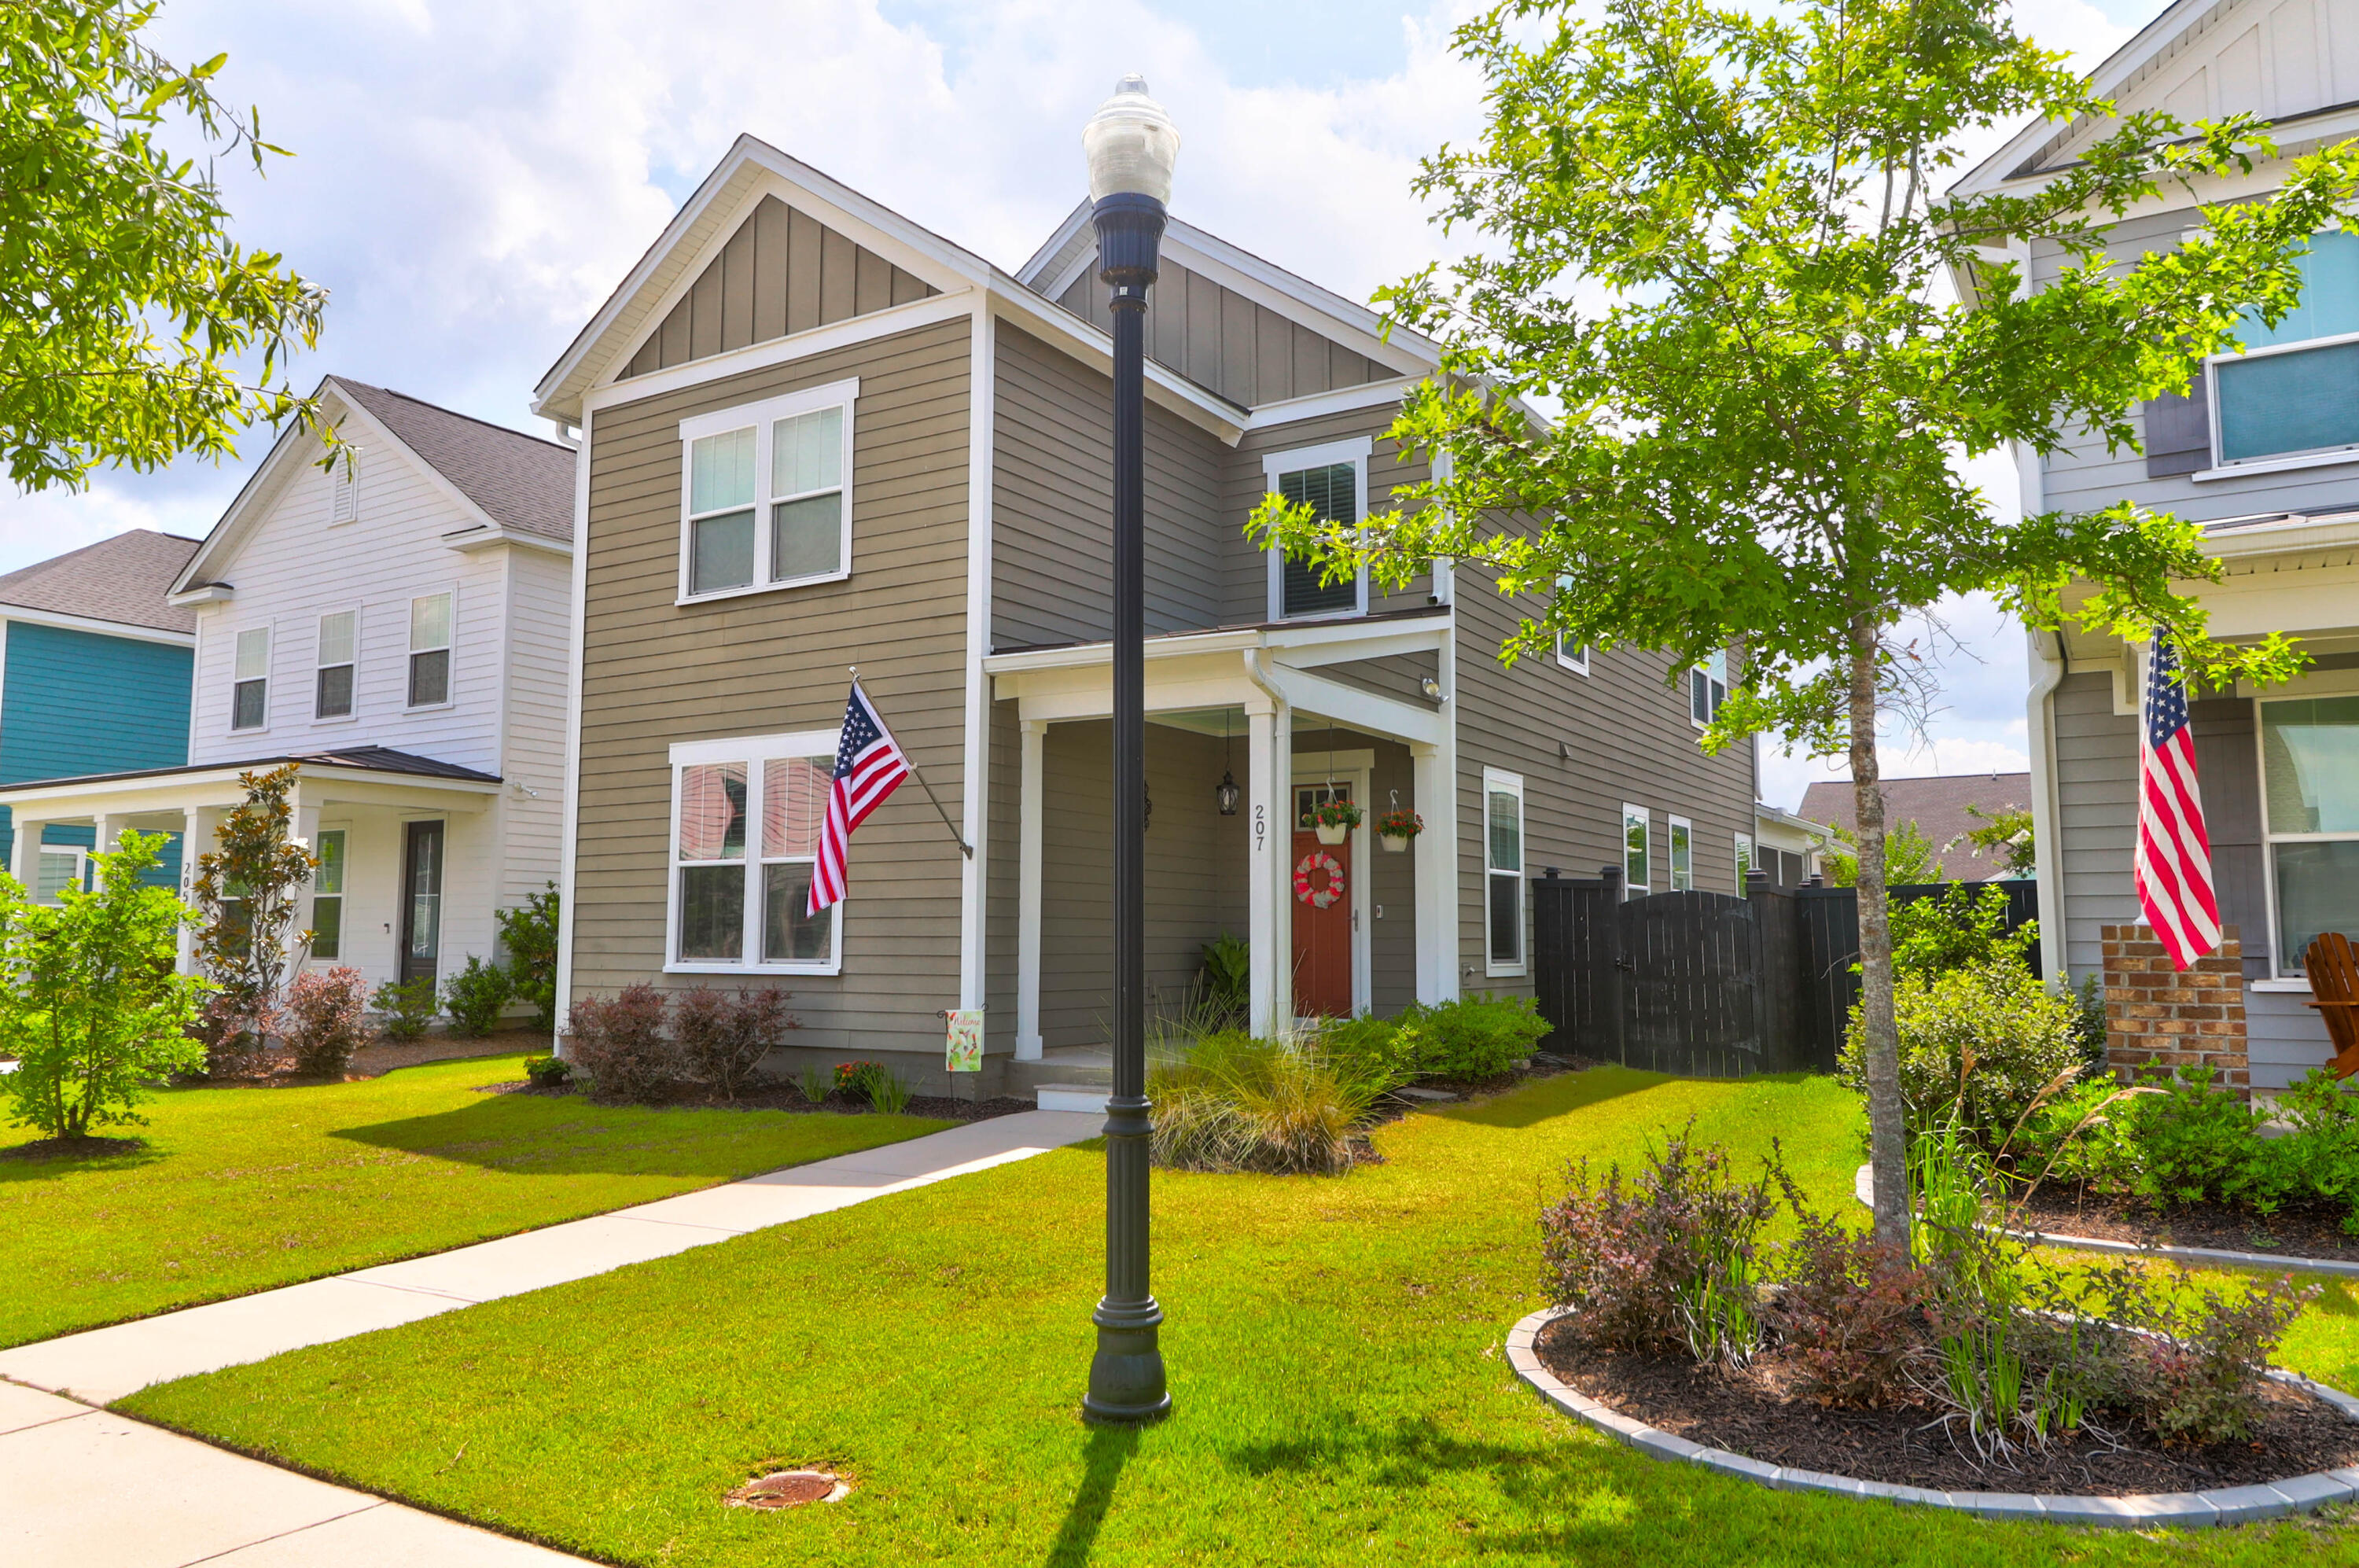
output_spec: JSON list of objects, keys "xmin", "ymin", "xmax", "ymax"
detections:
[{"xmin": 0, "ymin": 531, "xmax": 200, "ymax": 895}]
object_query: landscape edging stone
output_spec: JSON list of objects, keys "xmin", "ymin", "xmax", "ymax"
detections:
[{"xmin": 1503, "ymin": 1306, "xmax": 2359, "ymax": 1528}]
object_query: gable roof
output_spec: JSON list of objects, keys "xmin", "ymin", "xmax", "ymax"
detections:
[
  {"xmin": 0, "ymin": 530, "xmax": 201, "ymax": 636},
  {"xmin": 0, "ymin": 744, "xmax": 501, "ymax": 794},
  {"xmin": 1798, "ymin": 773, "xmax": 2033, "ymax": 881},
  {"xmin": 327, "ymin": 378, "xmax": 576, "ymax": 543}
]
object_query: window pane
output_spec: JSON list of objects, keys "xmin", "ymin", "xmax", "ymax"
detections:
[
  {"xmin": 233, "ymin": 678, "xmax": 267, "ymax": 730},
  {"xmin": 315, "ymin": 664, "xmax": 353, "ymax": 719},
  {"xmin": 764, "ymin": 863, "xmax": 834, "ymax": 962},
  {"xmin": 2262, "ymin": 695, "xmax": 2359, "ymax": 834},
  {"xmin": 1736, "ymin": 834, "xmax": 1754, "ymax": 879},
  {"xmin": 311, "ymin": 896, "xmax": 342, "ymax": 959},
  {"xmin": 318, "ymin": 611, "xmax": 355, "ymax": 666},
  {"xmin": 1625, "ymin": 808, "xmax": 1650, "ymax": 888},
  {"xmin": 1282, "ymin": 553, "xmax": 1357, "ymax": 617},
  {"xmin": 1691, "ymin": 669, "xmax": 1709, "ymax": 723},
  {"xmin": 771, "ymin": 493, "xmax": 843, "ymax": 580},
  {"xmin": 772, "ymin": 406, "xmax": 842, "ymax": 497},
  {"xmin": 764, "ymin": 756, "xmax": 829, "ymax": 858},
  {"xmin": 235, "ymin": 627, "xmax": 270, "ymax": 681},
  {"xmin": 407, "ymin": 648, "xmax": 450, "ymax": 707},
  {"xmin": 2217, "ymin": 340, "xmax": 2359, "ymax": 462},
  {"xmin": 2275, "ymin": 840, "xmax": 2359, "ymax": 975},
  {"xmin": 679, "ymin": 762, "xmax": 749, "ymax": 860},
  {"xmin": 1276, "ymin": 462, "xmax": 1359, "ymax": 617},
  {"xmin": 410, "ymin": 593, "xmax": 451, "ymax": 653},
  {"xmin": 1672, "ymin": 820, "xmax": 1692, "ymax": 889},
  {"xmin": 35, "ymin": 851, "xmax": 79, "ymax": 904},
  {"xmin": 1489, "ymin": 874, "xmax": 1521, "ymax": 964},
  {"xmin": 690, "ymin": 509, "xmax": 756, "ymax": 594},
  {"xmin": 690, "ymin": 427, "xmax": 756, "ymax": 513},
  {"xmin": 315, "ymin": 830, "xmax": 346, "ymax": 895},
  {"xmin": 2234, "ymin": 230, "xmax": 2359, "ymax": 348},
  {"xmin": 677, "ymin": 865, "xmax": 745, "ymax": 960},
  {"xmin": 1487, "ymin": 788, "xmax": 1520, "ymax": 872}
]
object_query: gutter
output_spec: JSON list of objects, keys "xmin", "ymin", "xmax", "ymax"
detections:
[{"xmin": 2026, "ymin": 626, "xmax": 2070, "ymax": 988}]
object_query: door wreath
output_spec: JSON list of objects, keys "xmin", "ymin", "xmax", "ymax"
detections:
[{"xmin": 1293, "ymin": 850, "xmax": 1346, "ymax": 909}]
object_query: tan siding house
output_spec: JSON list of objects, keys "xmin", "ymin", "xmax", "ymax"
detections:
[{"xmin": 537, "ymin": 134, "xmax": 1753, "ymax": 1087}]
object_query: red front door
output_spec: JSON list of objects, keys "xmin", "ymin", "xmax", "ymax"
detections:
[{"xmin": 1291, "ymin": 829, "xmax": 1352, "ymax": 1018}]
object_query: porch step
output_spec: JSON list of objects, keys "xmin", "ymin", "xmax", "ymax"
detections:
[{"xmin": 1035, "ymin": 1083, "xmax": 1108, "ymax": 1113}]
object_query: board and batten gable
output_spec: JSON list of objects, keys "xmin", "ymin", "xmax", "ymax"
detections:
[{"xmin": 570, "ymin": 315, "xmax": 974, "ymax": 1052}]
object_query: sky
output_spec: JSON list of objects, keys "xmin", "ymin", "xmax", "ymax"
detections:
[{"xmin": 0, "ymin": 0, "xmax": 2158, "ymax": 809}]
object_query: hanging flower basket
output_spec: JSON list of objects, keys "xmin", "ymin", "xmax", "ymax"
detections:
[
  {"xmin": 1308, "ymin": 797, "xmax": 1361, "ymax": 845},
  {"xmin": 1377, "ymin": 808, "xmax": 1422, "ymax": 852}
]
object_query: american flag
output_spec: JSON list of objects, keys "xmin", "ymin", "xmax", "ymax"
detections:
[
  {"xmin": 808, "ymin": 681, "xmax": 911, "ymax": 915},
  {"xmin": 2135, "ymin": 631, "xmax": 2221, "ymax": 970}
]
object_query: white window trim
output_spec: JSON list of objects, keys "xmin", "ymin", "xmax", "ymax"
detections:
[
  {"xmin": 2203, "ymin": 324, "xmax": 2359, "ymax": 474},
  {"xmin": 309, "ymin": 826, "xmax": 349, "ymax": 960},
  {"xmin": 1690, "ymin": 650, "xmax": 1728, "ymax": 729},
  {"xmin": 35, "ymin": 845, "xmax": 88, "ymax": 905},
  {"xmin": 1622, "ymin": 803, "xmax": 1652, "ymax": 895},
  {"xmin": 1553, "ymin": 574, "xmax": 1588, "ymax": 673},
  {"xmin": 405, "ymin": 588, "xmax": 456, "ymax": 712},
  {"xmin": 1735, "ymin": 831, "xmax": 1755, "ymax": 886},
  {"xmin": 312, "ymin": 606, "xmax": 361, "ymax": 725},
  {"xmin": 1263, "ymin": 435, "xmax": 1372, "ymax": 624},
  {"xmin": 229, "ymin": 622, "xmax": 272, "ymax": 734},
  {"xmin": 675, "ymin": 377, "xmax": 859, "ymax": 605},
  {"xmin": 1483, "ymin": 766, "xmax": 1526, "ymax": 978},
  {"xmin": 2252, "ymin": 690, "xmax": 2359, "ymax": 980},
  {"xmin": 664, "ymin": 728, "xmax": 845, "ymax": 976},
  {"xmin": 1668, "ymin": 814, "xmax": 1694, "ymax": 892}
]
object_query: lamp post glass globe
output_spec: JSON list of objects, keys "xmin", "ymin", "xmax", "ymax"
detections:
[{"xmin": 1082, "ymin": 74, "xmax": 1180, "ymax": 204}]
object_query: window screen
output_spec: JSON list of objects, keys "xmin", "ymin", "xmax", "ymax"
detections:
[{"xmin": 1277, "ymin": 462, "xmax": 1358, "ymax": 617}]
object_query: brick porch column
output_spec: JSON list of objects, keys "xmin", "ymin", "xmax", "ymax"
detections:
[{"xmin": 2100, "ymin": 922, "xmax": 2248, "ymax": 1095}]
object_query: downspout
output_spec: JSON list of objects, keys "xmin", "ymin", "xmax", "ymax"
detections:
[{"xmin": 2026, "ymin": 626, "xmax": 2069, "ymax": 989}]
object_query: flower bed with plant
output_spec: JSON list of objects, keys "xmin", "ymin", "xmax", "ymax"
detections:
[{"xmin": 1532, "ymin": 1121, "xmax": 2353, "ymax": 1495}]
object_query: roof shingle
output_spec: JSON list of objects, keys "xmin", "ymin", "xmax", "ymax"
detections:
[
  {"xmin": 0, "ymin": 530, "xmax": 201, "ymax": 635},
  {"xmin": 1798, "ymin": 773, "xmax": 2033, "ymax": 881},
  {"xmin": 329, "ymin": 378, "xmax": 575, "ymax": 543}
]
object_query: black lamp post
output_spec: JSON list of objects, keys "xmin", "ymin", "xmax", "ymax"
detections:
[{"xmin": 1081, "ymin": 73, "xmax": 1178, "ymax": 1425}]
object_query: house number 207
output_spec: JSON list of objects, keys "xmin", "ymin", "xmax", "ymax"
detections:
[{"xmin": 1254, "ymin": 804, "xmax": 1266, "ymax": 851}]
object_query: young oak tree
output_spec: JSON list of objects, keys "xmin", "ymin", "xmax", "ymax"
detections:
[
  {"xmin": 1253, "ymin": 0, "xmax": 2355, "ymax": 1243},
  {"xmin": 1, "ymin": 0, "xmax": 330, "ymax": 491}
]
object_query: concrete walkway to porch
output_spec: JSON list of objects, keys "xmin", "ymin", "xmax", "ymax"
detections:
[{"xmin": 0, "ymin": 1109, "xmax": 1101, "ymax": 1567}]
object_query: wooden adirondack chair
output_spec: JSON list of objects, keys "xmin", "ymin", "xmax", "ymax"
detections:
[{"xmin": 2306, "ymin": 932, "xmax": 2359, "ymax": 1079}]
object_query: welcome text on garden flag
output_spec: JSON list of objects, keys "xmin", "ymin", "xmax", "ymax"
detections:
[
  {"xmin": 2134, "ymin": 631, "xmax": 2221, "ymax": 970},
  {"xmin": 809, "ymin": 680, "xmax": 911, "ymax": 915}
]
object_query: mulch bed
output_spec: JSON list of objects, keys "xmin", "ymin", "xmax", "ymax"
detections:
[
  {"xmin": 1535, "ymin": 1316, "xmax": 2359, "ymax": 1495},
  {"xmin": 2014, "ymin": 1185, "xmax": 2359, "ymax": 1265},
  {"xmin": 0, "ymin": 1134, "xmax": 146, "ymax": 1163},
  {"xmin": 471, "ymin": 1077, "xmax": 1036, "ymax": 1123}
]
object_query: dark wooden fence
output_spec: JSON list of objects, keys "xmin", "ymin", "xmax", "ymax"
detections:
[{"xmin": 1532, "ymin": 869, "xmax": 2037, "ymax": 1077}]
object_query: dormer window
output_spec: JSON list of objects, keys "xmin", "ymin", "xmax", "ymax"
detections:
[
  {"xmin": 231, "ymin": 627, "xmax": 270, "ymax": 731},
  {"xmin": 677, "ymin": 380, "xmax": 857, "ymax": 602},
  {"xmin": 1264, "ymin": 436, "xmax": 1371, "ymax": 620}
]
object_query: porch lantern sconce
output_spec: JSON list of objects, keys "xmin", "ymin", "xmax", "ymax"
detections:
[
  {"xmin": 1216, "ymin": 769, "xmax": 1240, "ymax": 816},
  {"xmin": 1080, "ymin": 72, "xmax": 1179, "ymax": 1426}
]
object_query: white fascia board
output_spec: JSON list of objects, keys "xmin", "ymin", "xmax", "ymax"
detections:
[
  {"xmin": 984, "ymin": 628, "xmax": 1266, "ymax": 677},
  {"xmin": 2204, "ymin": 513, "xmax": 2359, "ymax": 558},
  {"xmin": 0, "ymin": 764, "xmax": 502, "ymax": 813},
  {"xmin": 440, "ymin": 524, "xmax": 574, "ymax": 558},
  {"xmin": 1243, "ymin": 379, "xmax": 1416, "ymax": 432},
  {"xmin": 982, "ymin": 290, "xmax": 1248, "ymax": 444},
  {"xmin": 583, "ymin": 294, "xmax": 970, "ymax": 416},
  {"xmin": 1017, "ymin": 198, "xmax": 1095, "ymax": 291},
  {"xmin": 0, "ymin": 606, "xmax": 194, "ymax": 648},
  {"xmin": 1160, "ymin": 218, "xmax": 1442, "ymax": 371},
  {"xmin": 1266, "ymin": 620, "xmax": 1452, "ymax": 669},
  {"xmin": 171, "ymin": 374, "xmax": 348, "ymax": 595}
]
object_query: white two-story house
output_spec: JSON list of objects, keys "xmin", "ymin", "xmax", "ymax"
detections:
[{"xmin": 0, "ymin": 377, "xmax": 577, "ymax": 998}]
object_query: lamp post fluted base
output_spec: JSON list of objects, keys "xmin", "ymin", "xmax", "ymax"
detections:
[{"xmin": 1084, "ymin": 1295, "xmax": 1169, "ymax": 1424}]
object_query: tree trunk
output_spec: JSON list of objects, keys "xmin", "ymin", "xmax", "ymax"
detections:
[{"xmin": 1849, "ymin": 619, "xmax": 1909, "ymax": 1247}]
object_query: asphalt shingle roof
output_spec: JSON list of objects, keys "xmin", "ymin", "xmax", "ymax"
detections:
[
  {"xmin": 0, "ymin": 745, "xmax": 502, "ymax": 793},
  {"xmin": 329, "ymin": 378, "xmax": 576, "ymax": 543},
  {"xmin": 1798, "ymin": 773, "xmax": 2033, "ymax": 882},
  {"xmin": 0, "ymin": 530, "xmax": 201, "ymax": 635}
]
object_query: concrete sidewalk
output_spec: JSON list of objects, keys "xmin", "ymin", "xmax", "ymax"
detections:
[{"xmin": 0, "ymin": 1107, "xmax": 1099, "ymax": 1566}]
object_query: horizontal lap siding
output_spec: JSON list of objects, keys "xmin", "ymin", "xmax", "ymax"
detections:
[
  {"xmin": 0, "ymin": 621, "xmax": 192, "ymax": 870},
  {"xmin": 574, "ymin": 317, "xmax": 972, "ymax": 1055},
  {"xmin": 2054, "ymin": 671, "xmax": 2137, "ymax": 981},
  {"xmin": 498, "ymin": 548, "xmax": 575, "ymax": 914},
  {"xmin": 1223, "ymin": 407, "xmax": 1431, "ymax": 627}
]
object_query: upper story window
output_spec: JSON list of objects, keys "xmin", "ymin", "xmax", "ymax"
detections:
[
  {"xmin": 315, "ymin": 611, "xmax": 356, "ymax": 720},
  {"xmin": 2261, "ymin": 693, "xmax": 2359, "ymax": 977},
  {"xmin": 678, "ymin": 380, "xmax": 857, "ymax": 603},
  {"xmin": 2210, "ymin": 230, "xmax": 2359, "ymax": 469},
  {"xmin": 231, "ymin": 626, "xmax": 270, "ymax": 731},
  {"xmin": 1485, "ymin": 768, "xmax": 1525, "ymax": 976},
  {"xmin": 1691, "ymin": 650, "xmax": 1728, "ymax": 726},
  {"xmin": 1555, "ymin": 575, "xmax": 1589, "ymax": 674},
  {"xmin": 1264, "ymin": 436, "xmax": 1371, "ymax": 621},
  {"xmin": 668, "ymin": 731, "xmax": 840, "ymax": 974},
  {"xmin": 1623, "ymin": 803, "xmax": 1651, "ymax": 893},
  {"xmin": 408, "ymin": 593, "xmax": 452, "ymax": 709}
]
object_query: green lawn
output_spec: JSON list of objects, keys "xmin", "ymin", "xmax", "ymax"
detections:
[
  {"xmin": 1, "ymin": 1054, "xmax": 950, "ymax": 1348},
  {"xmin": 121, "ymin": 1067, "xmax": 2359, "ymax": 1566}
]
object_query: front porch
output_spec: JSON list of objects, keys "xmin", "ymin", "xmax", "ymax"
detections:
[{"xmin": 986, "ymin": 609, "xmax": 1460, "ymax": 1055}]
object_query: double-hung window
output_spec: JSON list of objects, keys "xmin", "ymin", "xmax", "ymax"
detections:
[
  {"xmin": 668, "ymin": 733, "xmax": 841, "ymax": 973},
  {"xmin": 35, "ymin": 845, "xmax": 86, "ymax": 905},
  {"xmin": 315, "ymin": 611, "xmax": 356, "ymax": 720},
  {"xmin": 1669, "ymin": 815, "xmax": 1694, "ymax": 891},
  {"xmin": 2210, "ymin": 230, "xmax": 2359, "ymax": 469},
  {"xmin": 1485, "ymin": 769, "xmax": 1525, "ymax": 974},
  {"xmin": 1264, "ymin": 436, "xmax": 1371, "ymax": 620},
  {"xmin": 678, "ymin": 380, "xmax": 857, "ymax": 602},
  {"xmin": 1623, "ymin": 804, "xmax": 1651, "ymax": 893},
  {"xmin": 2261, "ymin": 694, "xmax": 2359, "ymax": 977},
  {"xmin": 1555, "ymin": 575, "xmax": 1589, "ymax": 673},
  {"xmin": 311, "ymin": 829, "xmax": 347, "ymax": 959},
  {"xmin": 408, "ymin": 593, "xmax": 452, "ymax": 708},
  {"xmin": 231, "ymin": 627, "xmax": 270, "ymax": 731},
  {"xmin": 1691, "ymin": 650, "xmax": 1728, "ymax": 726}
]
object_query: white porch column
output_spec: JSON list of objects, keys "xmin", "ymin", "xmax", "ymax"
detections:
[
  {"xmin": 93, "ymin": 812, "xmax": 131, "ymax": 859},
  {"xmin": 178, "ymin": 805, "xmax": 223, "ymax": 974},
  {"xmin": 9, "ymin": 816, "xmax": 48, "ymax": 893},
  {"xmin": 1246, "ymin": 705, "xmax": 1277, "ymax": 1037},
  {"xmin": 291, "ymin": 794, "xmax": 322, "ymax": 969},
  {"xmin": 1411, "ymin": 742, "xmax": 1453, "ymax": 1004},
  {"xmin": 1016, "ymin": 719, "xmax": 1046, "ymax": 1060}
]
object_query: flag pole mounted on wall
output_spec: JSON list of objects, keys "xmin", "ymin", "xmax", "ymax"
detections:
[
  {"xmin": 808, "ymin": 671, "xmax": 966, "ymax": 922},
  {"xmin": 855, "ymin": 667, "xmax": 970, "ymax": 857}
]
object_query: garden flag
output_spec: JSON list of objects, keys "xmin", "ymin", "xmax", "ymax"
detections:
[
  {"xmin": 2134, "ymin": 631, "xmax": 2221, "ymax": 970},
  {"xmin": 809, "ymin": 680, "xmax": 911, "ymax": 915}
]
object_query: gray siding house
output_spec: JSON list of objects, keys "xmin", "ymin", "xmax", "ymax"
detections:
[
  {"xmin": 1955, "ymin": 0, "xmax": 2359, "ymax": 1089},
  {"xmin": 536, "ymin": 136, "xmax": 1754, "ymax": 1084}
]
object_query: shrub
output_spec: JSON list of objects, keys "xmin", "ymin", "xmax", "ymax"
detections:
[
  {"xmin": 281, "ymin": 967, "xmax": 371, "ymax": 1078},
  {"xmin": 2258, "ymin": 1069, "xmax": 2359, "ymax": 1231},
  {"xmin": 2010, "ymin": 1077, "xmax": 2146, "ymax": 1195},
  {"xmin": 1318, "ymin": 1012, "xmax": 1412, "ymax": 1080},
  {"xmin": 441, "ymin": 955, "xmax": 513, "ymax": 1037},
  {"xmin": 1538, "ymin": 1124, "xmax": 1779, "ymax": 1360},
  {"xmin": 523, "ymin": 1054, "xmax": 572, "ymax": 1087},
  {"xmin": 2125, "ymin": 1065, "xmax": 2266, "ymax": 1209},
  {"xmin": 0, "ymin": 830, "xmax": 208, "ymax": 1139},
  {"xmin": 566, "ymin": 985, "xmax": 673, "ymax": 1103},
  {"xmin": 2088, "ymin": 1260, "xmax": 2316, "ymax": 1445},
  {"xmin": 1839, "ymin": 949, "xmax": 2085, "ymax": 1153},
  {"xmin": 1887, "ymin": 882, "xmax": 2034, "ymax": 980},
  {"xmin": 495, "ymin": 882, "xmax": 561, "ymax": 1032},
  {"xmin": 833, "ymin": 1058, "xmax": 914, "ymax": 1113},
  {"xmin": 673, "ymin": 986, "xmax": 795, "ymax": 1099},
  {"xmin": 1762, "ymin": 1196, "xmax": 1930, "ymax": 1405},
  {"xmin": 1150, "ymin": 1031, "xmax": 1401, "ymax": 1175},
  {"xmin": 1390, "ymin": 994, "xmax": 1550, "ymax": 1080},
  {"xmin": 190, "ymin": 763, "xmax": 315, "ymax": 1072},
  {"xmin": 370, "ymin": 975, "xmax": 438, "ymax": 1042},
  {"xmin": 1197, "ymin": 933, "xmax": 1249, "ymax": 1023}
]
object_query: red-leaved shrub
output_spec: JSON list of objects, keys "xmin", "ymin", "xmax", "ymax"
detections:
[
  {"xmin": 672, "ymin": 986, "xmax": 796, "ymax": 1099},
  {"xmin": 566, "ymin": 985, "xmax": 673, "ymax": 1104},
  {"xmin": 1761, "ymin": 1197, "xmax": 1930, "ymax": 1406},
  {"xmin": 281, "ymin": 966, "xmax": 373, "ymax": 1078}
]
